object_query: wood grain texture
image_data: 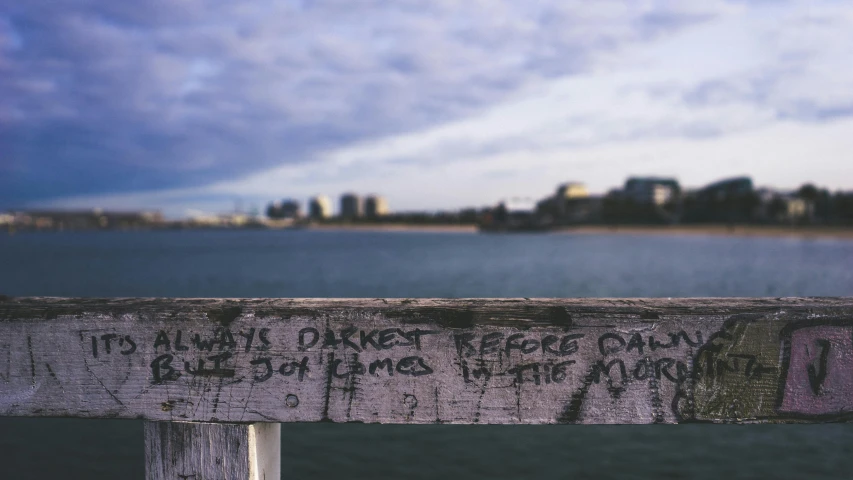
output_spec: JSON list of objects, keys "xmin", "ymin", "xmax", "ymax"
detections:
[
  {"xmin": 2, "ymin": 297, "xmax": 853, "ymax": 424},
  {"xmin": 144, "ymin": 421, "xmax": 280, "ymax": 480}
]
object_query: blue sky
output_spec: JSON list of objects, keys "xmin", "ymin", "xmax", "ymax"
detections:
[{"xmin": 2, "ymin": 0, "xmax": 852, "ymax": 217}]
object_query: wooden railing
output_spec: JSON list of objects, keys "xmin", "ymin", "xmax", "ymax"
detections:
[{"xmin": 2, "ymin": 297, "xmax": 852, "ymax": 479}]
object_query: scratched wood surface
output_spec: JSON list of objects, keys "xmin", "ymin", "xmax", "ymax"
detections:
[{"xmin": 1, "ymin": 297, "xmax": 853, "ymax": 424}]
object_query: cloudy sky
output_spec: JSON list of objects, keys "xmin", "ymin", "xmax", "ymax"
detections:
[{"xmin": 2, "ymin": 0, "xmax": 852, "ymax": 217}]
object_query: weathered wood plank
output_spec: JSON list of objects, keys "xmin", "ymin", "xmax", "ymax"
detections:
[
  {"xmin": 1, "ymin": 297, "xmax": 853, "ymax": 424},
  {"xmin": 144, "ymin": 421, "xmax": 280, "ymax": 480}
]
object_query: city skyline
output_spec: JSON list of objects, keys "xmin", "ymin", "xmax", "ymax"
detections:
[
  {"xmin": 3, "ymin": 1, "xmax": 853, "ymax": 217},
  {"xmin": 5, "ymin": 172, "xmax": 842, "ymax": 221},
  {"xmin": 6, "ymin": 172, "xmax": 852, "ymax": 232}
]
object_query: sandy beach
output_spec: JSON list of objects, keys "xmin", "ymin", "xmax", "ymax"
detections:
[
  {"xmin": 304, "ymin": 223, "xmax": 853, "ymax": 240},
  {"xmin": 552, "ymin": 224, "xmax": 853, "ymax": 240},
  {"xmin": 305, "ymin": 223, "xmax": 479, "ymax": 233}
]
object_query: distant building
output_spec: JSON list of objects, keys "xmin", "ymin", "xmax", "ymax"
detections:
[
  {"xmin": 601, "ymin": 178, "xmax": 681, "ymax": 224},
  {"xmin": 754, "ymin": 188, "xmax": 810, "ymax": 223},
  {"xmin": 266, "ymin": 199, "xmax": 301, "ymax": 219},
  {"xmin": 684, "ymin": 176, "xmax": 756, "ymax": 223},
  {"xmin": 557, "ymin": 183, "xmax": 592, "ymax": 221},
  {"xmin": 556, "ymin": 183, "xmax": 589, "ymax": 200},
  {"xmin": 536, "ymin": 183, "xmax": 599, "ymax": 225},
  {"xmin": 785, "ymin": 196, "xmax": 808, "ymax": 219},
  {"xmin": 624, "ymin": 177, "xmax": 680, "ymax": 205},
  {"xmin": 365, "ymin": 195, "xmax": 389, "ymax": 219},
  {"xmin": 340, "ymin": 193, "xmax": 362, "ymax": 219},
  {"xmin": 309, "ymin": 195, "xmax": 332, "ymax": 220},
  {"xmin": 697, "ymin": 177, "xmax": 753, "ymax": 201}
]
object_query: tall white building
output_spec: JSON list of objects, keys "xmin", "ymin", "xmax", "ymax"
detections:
[
  {"xmin": 309, "ymin": 195, "xmax": 332, "ymax": 219},
  {"xmin": 365, "ymin": 195, "xmax": 389, "ymax": 218}
]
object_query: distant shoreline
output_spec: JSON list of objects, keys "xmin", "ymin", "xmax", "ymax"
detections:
[
  {"xmin": 551, "ymin": 225, "xmax": 853, "ymax": 240},
  {"xmin": 303, "ymin": 223, "xmax": 853, "ymax": 240},
  {"xmin": 6, "ymin": 223, "xmax": 853, "ymax": 240},
  {"xmin": 304, "ymin": 223, "xmax": 478, "ymax": 233}
]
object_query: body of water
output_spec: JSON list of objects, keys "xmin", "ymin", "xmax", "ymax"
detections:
[{"xmin": 1, "ymin": 229, "xmax": 852, "ymax": 479}]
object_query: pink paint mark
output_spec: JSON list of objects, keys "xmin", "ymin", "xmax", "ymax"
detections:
[{"xmin": 779, "ymin": 325, "xmax": 853, "ymax": 416}]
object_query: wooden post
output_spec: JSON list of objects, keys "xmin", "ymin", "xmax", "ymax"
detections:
[{"xmin": 144, "ymin": 421, "xmax": 280, "ymax": 480}]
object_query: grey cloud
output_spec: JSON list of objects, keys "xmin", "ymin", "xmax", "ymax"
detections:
[
  {"xmin": 0, "ymin": 0, "xmax": 723, "ymax": 205},
  {"xmin": 682, "ymin": 69, "xmax": 853, "ymax": 124},
  {"xmin": 680, "ymin": 5, "xmax": 853, "ymax": 124}
]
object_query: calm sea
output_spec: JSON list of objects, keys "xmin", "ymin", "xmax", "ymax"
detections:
[{"xmin": 1, "ymin": 229, "xmax": 852, "ymax": 479}]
